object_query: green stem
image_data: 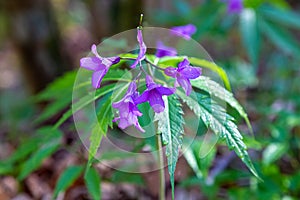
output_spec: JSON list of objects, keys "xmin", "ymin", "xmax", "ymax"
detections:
[
  {"xmin": 156, "ymin": 134, "xmax": 165, "ymax": 200},
  {"xmin": 145, "ymin": 58, "xmax": 165, "ymax": 70},
  {"xmin": 139, "ymin": 14, "xmax": 143, "ymax": 27}
]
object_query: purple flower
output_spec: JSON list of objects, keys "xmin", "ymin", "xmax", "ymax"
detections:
[
  {"xmin": 80, "ymin": 44, "xmax": 120, "ymax": 88},
  {"xmin": 226, "ymin": 0, "xmax": 243, "ymax": 14},
  {"xmin": 112, "ymin": 82, "xmax": 144, "ymax": 132},
  {"xmin": 164, "ymin": 58, "xmax": 201, "ymax": 96},
  {"xmin": 135, "ymin": 76, "xmax": 175, "ymax": 113},
  {"xmin": 155, "ymin": 41, "xmax": 177, "ymax": 58},
  {"xmin": 171, "ymin": 24, "xmax": 197, "ymax": 40},
  {"xmin": 131, "ymin": 28, "xmax": 147, "ymax": 68}
]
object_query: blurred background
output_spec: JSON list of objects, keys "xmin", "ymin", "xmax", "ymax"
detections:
[{"xmin": 0, "ymin": 0, "xmax": 300, "ymax": 199}]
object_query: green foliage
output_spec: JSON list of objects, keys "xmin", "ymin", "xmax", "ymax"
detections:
[
  {"xmin": 259, "ymin": 5, "xmax": 300, "ymax": 29},
  {"xmin": 262, "ymin": 143, "xmax": 287, "ymax": 165},
  {"xmin": 35, "ymin": 68, "xmax": 131, "ymax": 126},
  {"xmin": 111, "ymin": 171, "xmax": 145, "ymax": 185},
  {"xmin": 239, "ymin": 8, "xmax": 260, "ymax": 66},
  {"xmin": 34, "ymin": 71, "xmax": 76, "ymax": 124},
  {"xmin": 53, "ymin": 83, "xmax": 116, "ymax": 129},
  {"xmin": 189, "ymin": 57, "xmax": 232, "ymax": 91},
  {"xmin": 177, "ymin": 89, "xmax": 259, "ymax": 179},
  {"xmin": 84, "ymin": 167, "xmax": 101, "ymax": 200},
  {"xmin": 87, "ymin": 126, "xmax": 104, "ymax": 169},
  {"xmin": 87, "ymin": 96, "xmax": 114, "ymax": 168},
  {"xmin": 183, "ymin": 139, "xmax": 216, "ymax": 179},
  {"xmin": 155, "ymin": 95, "xmax": 184, "ymax": 199},
  {"xmin": 191, "ymin": 76, "xmax": 252, "ymax": 133},
  {"xmin": 18, "ymin": 128, "xmax": 62, "ymax": 180},
  {"xmin": 260, "ymin": 19, "xmax": 300, "ymax": 56},
  {"xmin": 87, "ymin": 82, "xmax": 129, "ymax": 169},
  {"xmin": 53, "ymin": 165, "xmax": 84, "ymax": 199},
  {"xmin": 96, "ymin": 97, "xmax": 114, "ymax": 135}
]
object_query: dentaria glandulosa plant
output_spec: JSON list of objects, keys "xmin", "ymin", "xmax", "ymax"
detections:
[{"xmin": 79, "ymin": 15, "xmax": 260, "ymax": 199}]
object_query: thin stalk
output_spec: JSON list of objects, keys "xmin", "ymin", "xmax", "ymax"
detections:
[
  {"xmin": 156, "ymin": 134, "xmax": 165, "ymax": 200},
  {"xmin": 145, "ymin": 58, "xmax": 165, "ymax": 70},
  {"xmin": 147, "ymin": 63, "xmax": 154, "ymax": 77}
]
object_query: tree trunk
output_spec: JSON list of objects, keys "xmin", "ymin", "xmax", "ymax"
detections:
[{"xmin": 2, "ymin": 0, "xmax": 72, "ymax": 93}]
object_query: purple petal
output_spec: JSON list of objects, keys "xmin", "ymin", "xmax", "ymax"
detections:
[
  {"xmin": 107, "ymin": 56, "xmax": 121, "ymax": 65},
  {"xmin": 91, "ymin": 44, "xmax": 101, "ymax": 58},
  {"xmin": 137, "ymin": 29, "xmax": 144, "ymax": 46},
  {"xmin": 128, "ymin": 112, "xmax": 144, "ymax": 132},
  {"xmin": 127, "ymin": 81, "xmax": 137, "ymax": 94},
  {"xmin": 132, "ymin": 107, "xmax": 143, "ymax": 117},
  {"xmin": 118, "ymin": 118, "xmax": 131, "ymax": 129},
  {"xmin": 112, "ymin": 117, "xmax": 120, "ymax": 123},
  {"xmin": 134, "ymin": 121, "xmax": 145, "ymax": 132},
  {"xmin": 156, "ymin": 86, "xmax": 176, "ymax": 95},
  {"xmin": 130, "ymin": 56, "xmax": 141, "ymax": 69},
  {"xmin": 164, "ymin": 67, "xmax": 177, "ymax": 78},
  {"xmin": 80, "ymin": 57, "xmax": 103, "ymax": 71},
  {"xmin": 135, "ymin": 90, "xmax": 150, "ymax": 104},
  {"xmin": 178, "ymin": 77, "xmax": 192, "ymax": 96},
  {"xmin": 178, "ymin": 58, "xmax": 190, "ymax": 69},
  {"xmin": 180, "ymin": 66, "xmax": 201, "ymax": 79},
  {"xmin": 149, "ymin": 91, "xmax": 165, "ymax": 113},
  {"xmin": 112, "ymin": 100, "xmax": 126, "ymax": 109},
  {"xmin": 91, "ymin": 69, "xmax": 107, "ymax": 88},
  {"xmin": 131, "ymin": 29, "xmax": 147, "ymax": 68},
  {"xmin": 155, "ymin": 41, "xmax": 177, "ymax": 58},
  {"xmin": 171, "ymin": 24, "xmax": 197, "ymax": 40},
  {"xmin": 145, "ymin": 75, "xmax": 155, "ymax": 87}
]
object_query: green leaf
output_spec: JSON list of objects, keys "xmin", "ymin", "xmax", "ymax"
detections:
[
  {"xmin": 53, "ymin": 83, "xmax": 117, "ymax": 129},
  {"xmin": 177, "ymin": 91, "xmax": 260, "ymax": 180},
  {"xmin": 191, "ymin": 76, "xmax": 252, "ymax": 134},
  {"xmin": 34, "ymin": 97, "xmax": 72, "ymax": 124},
  {"xmin": 87, "ymin": 96, "xmax": 113, "ymax": 168},
  {"xmin": 193, "ymin": 2, "xmax": 222, "ymax": 38},
  {"xmin": 34, "ymin": 71, "xmax": 76, "ymax": 124},
  {"xmin": 188, "ymin": 57, "xmax": 231, "ymax": 91},
  {"xmin": 53, "ymin": 165, "xmax": 83, "ymax": 199},
  {"xmin": 6, "ymin": 127, "xmax": 59, "ymax": 164},
  {"xmin": 84, "ymin": 167, "xmax": 101, "ymax": 200},
  {"xmin": 259, "ymin": 5, "xmax": 300, "ymax": 29},
  {"xmin": 96, "ymin": 97, "xmax": 114, "ymax": 134},
  {"xmin": 183, "ymin": 139, "xmax": 216, "ymax": 179},
  {"xmin": 18, "ymin": 131, "xmax": 62, "ymax": 180},
  {"xmin": 7, "ymin": 138, "xmax": 41, "ymax": 164},
  {"xmin": 154, "ymin": 95, "xmax": 184, "ymax": 199},
  {"xmin": 111, "ymin": 171, "xmax": 145, "ymax": 185},
  {"xmin": 87, "ymin": 82, "xmax": 130, "ymax": 168},
  {"xmin": 87, "ymin": 126, "xmax": 104, "ymax": 169},
  {"xmin": 262, "ymin": 143, "xmax": 287, "ymax": 165},
  {"xmin": 35, "ymin": 69, "xmax": 131, "ymax": 124},
  {"xmin": 239, "ymin": 8, "xmax": 260, "ymax": 66},
  {"xmin": 0, "ymin": 162, "xmax": 13, "ymax": 175},
  {"xmin": 183, "ymin": 145, "xmax": 203, "ymax": 179},
  {"xmin": 35, "ymin": 71, "xmax": 76, "ymax": 102},
  {"xmin": 259, "ymin": 19, "xmax": 300, "ymax": 56}
]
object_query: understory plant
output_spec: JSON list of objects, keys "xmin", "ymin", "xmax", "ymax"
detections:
[
  {"xmin": 39, "ymin": 15, "xmax": 260, "ymax": 199},
  {"xmin": 71, "ymin": 15, "xmax": 260, "ymax": 199}
]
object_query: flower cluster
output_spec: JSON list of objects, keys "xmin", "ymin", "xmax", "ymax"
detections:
[{"xmin": 80, "ymin": 24, "xmax": 201, "ymax": 132}]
